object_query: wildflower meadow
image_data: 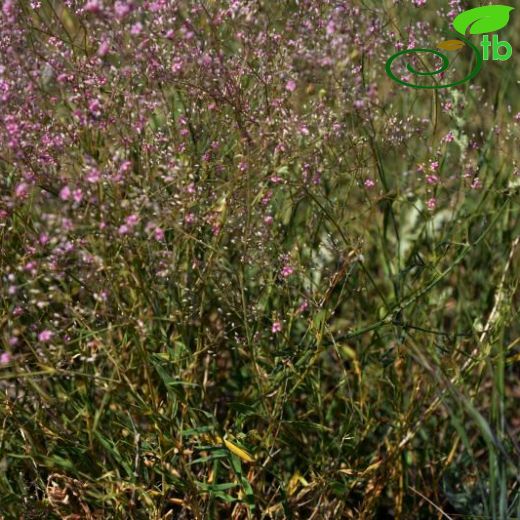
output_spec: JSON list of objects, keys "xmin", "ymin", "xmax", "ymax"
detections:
[{"xmin": 0, "ymin": 0, "xmax": 519, "ymax": 518}]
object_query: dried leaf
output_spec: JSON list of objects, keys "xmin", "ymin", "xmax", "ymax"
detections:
[
  {"xmin": 437, "ymin": 39, "xmax": 465, "ymax": 51},
  {"xmin": 223, "ymin": 438, "xmax": 255, "ymax": 463}
]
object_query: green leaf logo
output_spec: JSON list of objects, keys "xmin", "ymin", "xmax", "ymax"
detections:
[{"xmin": 453, "ymin": 5, "xmax": 514, "ymax": 35}]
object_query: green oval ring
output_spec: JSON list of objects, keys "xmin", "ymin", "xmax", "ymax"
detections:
[{"xmin": 385, "ymin": 34, "xmax": 483, "ymax": 89}]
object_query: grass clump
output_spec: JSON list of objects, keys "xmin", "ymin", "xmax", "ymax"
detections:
[{"xmin": 0, "ymin": 1, "xmax": 519, "ymax": 518}]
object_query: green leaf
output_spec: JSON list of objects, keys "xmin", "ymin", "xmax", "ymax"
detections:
[
  {"xmin": 229, "ymin": 454, "xmax": 256, "ymax": 510},
  {"xmin": 196, "ymin": 481, "xmax": 239, "ymax": 492},
  {"xmin": 189, "ymin": 449, "xmax": 229, "ymax": 465},
  {"xmin": 453, "ymin": 5, "xmax": 514, "ymax": 35},
  {"xmin": 211, "ymin": 491, "xmax": 238, "ymax": 503},
  {"xmin": 182, "ymin": 425, "xmax": 215, "ymax": 437}
]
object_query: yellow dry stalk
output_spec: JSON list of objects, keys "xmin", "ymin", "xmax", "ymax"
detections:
[
  {"xmin": 199, "ymin": 433, "xmax": 255, "ymax": 463},
  {"xmin": 287, "ymin": 471, "xmax": 310, "ymax": 496},
  {"xmin": 223, "ymin": 438, "xmax": 255, "ymax": 463}
]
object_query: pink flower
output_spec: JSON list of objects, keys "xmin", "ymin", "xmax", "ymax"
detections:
[
  {"xmin": 125, "ymin": 214, "xmax": 139, "ymax": 227},
  {"xmin": 427, "ymin": 198, "xmax": 437, "ymax": 211},
  {"xmin": 38, "ymin": 330, "xmax": 53, "ymax": 343},
  {"xmin": 261, "ymin": 191, "xmax": 272, "ymax": 205},
  {"xmin": 172, "ymin": 58, "xmax": 183, "ymax": 74},
  {"xmin": 88, "ymin": 99, "xmax": 102, "ymax": 117},
  {"xmin": 297, "ymin": 300, "xmax": 309, "ymax": 314},
  {"xmin": 98, "ymin": 40, "xmax": 110, "ymax": 57},
  {"xmin": 200, "ymin": 54, "xmax": 212, "ymax": 67},
  {"xmin": 272, "ymin": 321, "xmax": 282, "ymax": 333},
  {"xmin": 73, "ymin": 189, "xmax": 83, "ymax": 203},
  {"xmin": 119, "ymin": 214, "xmax": 139, "ymax": 235},
  {"xmin": 24, "ymin": 261, "xmax": 37, "ymax": 275},
  {"xmin": 442, "ymin": 132, "xmax": 455, "ymax": 143},
  {"xmin": 130, "ymin": 22, "xmax": 143, "ymax": 36},
  {"xmin": 426, "ymin": 175, "xmax": 439, "ymax": 185},
  {"xmin": 285, "ymin": 80, "xmax": 297, "ymax": 92},
  {"xmin": 59, "ymin": 185, "xmax": 71, "ymax": 200},
  {"xmin": 118, "ymin": 224, "xmax": 129, "ymax": 235},
  {"xmin": 119, "ymin": 160, "xmax": 132, "ymax": 175},
  {"xmin": 281, "ymin": 265, "xmax": 293, "ymax": 278},
  {"xmin": 154, "ymin": 227, "xmax": 165, "ymax": 240},
  {"xmin": 326, "ymin": 20, "xmax": 336, "ymax": 36},
  {"xmin": 364, "ymin": 179, "xmax": 375, "ymax": 189},
  {"xmin": 15, "ymin": 182, "xmax": 29, "ymax": 199},
  {"xmin": 114, "ymin": 0, "xmax": 131, "ymax": 19},
  {"xmin": 86, "ymin": 167, "xmax": 101, "ymax": 183},
  {"xmin": 84, "ymin": 0, "xmax": 102, "ymax": 13},
  {"xmin": 0, "ymin": 352, "xmax": 11, "ymax": 364},
  {"xmin": 2, "ymin": 0, "xmax": 15, "ymax": 18},
  {"xmin": 471, "ymin": 178, "xmax": 482, "ymax": 190}
]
